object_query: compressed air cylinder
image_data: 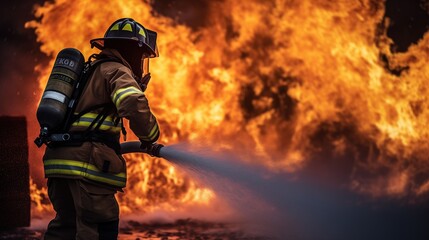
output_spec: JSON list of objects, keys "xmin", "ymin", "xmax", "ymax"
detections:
[{"xmin": 36, "ymin": 48, "xmax": 85, "ymax": 131}]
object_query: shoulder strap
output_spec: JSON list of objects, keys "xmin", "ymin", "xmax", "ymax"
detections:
[{"xmin": 81, "ymin": 103, "xmax": 115, "ymax": 136}]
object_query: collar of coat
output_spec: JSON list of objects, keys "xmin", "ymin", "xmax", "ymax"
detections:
[{"xmin": 98, "ymin": 48, "xmax": 140, "ymax": 80}]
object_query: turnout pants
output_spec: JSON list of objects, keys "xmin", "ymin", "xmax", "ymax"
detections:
[{"xmin": 44, "ymin": 178, "xmax": 119, "ymax": 240}]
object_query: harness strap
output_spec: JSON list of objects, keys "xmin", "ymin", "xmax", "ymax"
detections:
[
  {"xmin": 48, "ymin": 131, "xmax": 121, "ymax": 154},
  {"xmin": 82, "ymin": 105, "xmax": 113, "ymax": 134},
  {"xmin": 120, "ymin": 118, "xmax": 127, "ymax": 141},
  {"xmin": 72, "ymin": 103, "xmax": 112, "ymax": 122}
]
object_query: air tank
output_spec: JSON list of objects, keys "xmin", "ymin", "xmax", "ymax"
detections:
[{"xmin": 36, "ymin": 48, "xmax": 85, "ymax": 132}]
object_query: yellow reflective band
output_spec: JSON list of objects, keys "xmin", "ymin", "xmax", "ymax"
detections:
[
  {"xmin": 110, "ymin": 23, "xmax": 120, "ymax": 31},
  {"xmin": 78, "ymin": 113, "xmax": 116, "ymax": 121},
  {"xmin": 45, "ymin": 159, "xmax": 88, "ymax": 168},
  {"xmin": 44, "ymin": 159, "xmax": 126, "ymax": 187},
  {"xmin": 140, "ymin": 124, "xmax": 159, "ymax": 141},
  {"xmin": 84, "ymin": 172, "xmax": 125, "ymax": 187},
  {"xmin": 122, "ymin": 23, "xmax": 133, "ymax": 32},
  {"xmin": 112, "ymin": 86, "xmax": 142, "ymax": 108},
  {"xmin": 45, "ymin": 169, "xmax": 84, "ymax": 177},
  {"xmin": 45, "ymin": 159, "xmax": 126, "ymax": 178},
  {"xmin": 138, "ymin": 27, "xmax": 146, "ymax": 37},
  {"xmin": 72, "ymin": 113, "xmax": 121, "ymax": 132},
  {"xmin": 148, "ymin": 124, "xmax": 159, "ymax": 139},
  {"xmin": 45, "ymin": 169, "xmax": 125, "ymax": 187},
  {"xmin": 72, "ymin": 122, "xmax": 121, "ymax": 132}
]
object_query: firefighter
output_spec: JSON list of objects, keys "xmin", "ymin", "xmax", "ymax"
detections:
[{"xmin": 43, "ymin": 18, "xmax": 160, "ymax": 240}]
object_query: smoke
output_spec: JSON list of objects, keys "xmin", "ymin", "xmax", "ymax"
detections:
[
  {"xmin": 159, "ymin": 143, "xmax": 429, "ymax": 239},
  {"xmin": 384, "ymin": 0, "xmax": 429, "ymax": 52},
  {"xmin": 0, "ymin": 1, "xmax": 50, "ymax": 183},
  {"xmin": 0, "ymin": 1, "xmax": 47, "ymax": 116}
]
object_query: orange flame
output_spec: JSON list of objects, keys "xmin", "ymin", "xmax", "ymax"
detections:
[
  {"xmin": 26, "ymin": 0, "xmax": 429, "ymax": 218},
  {"xmin": 30, "ymin": 178, "xmax": 53, "ymax": 219}
]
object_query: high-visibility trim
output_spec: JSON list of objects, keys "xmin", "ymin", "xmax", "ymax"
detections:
[
  {"xmin": 148, "ymin": 124, "xmax": 159, "ymax": 138},
  {"xmin": 72, "ymin": 112, "xmax": 121, "ymax": 132},
  {"xmin": 122, "ymin": 23, "xmax": 133, "ymax": 32},
  {"xmin": 112, "ymin": 86, "xmax": 142, "ymax": 108},
  {"xmin": 138, "ymin": 27, "xmax": 146, "ymax": 37},
  {"xmin": 110, "ymin": 23, "xmax": 120, "ymax": 31},
  {"xmin": 139, "ymin": 123, "xmax": 159, "ymax": 141},
  {"xmin": 78, "ymin": 112, "xmax": 116, "ymax": 121},
  {"xmin": 44, "ymin": 159, "xmax": 126, "ymax": 187}
]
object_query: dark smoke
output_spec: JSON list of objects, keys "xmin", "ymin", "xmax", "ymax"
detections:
[
  {"xmin": 0, "ymin": 0, "xmax": 48, "ymax": 116},
  {"xmin": 385, "ymin": 0, "xmax": 429, "ymax": 52},
  {"xmin": 0, "ymin": 0, "xmax": 49, "ymax": 182},
  {"xmin": 151, "ymin": 0, "xmax": 210, "ymax": 30}
]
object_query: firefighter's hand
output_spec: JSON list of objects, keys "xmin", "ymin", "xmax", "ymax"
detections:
[
  {"xmin": 139, "ymin": 139, "xmax": 152, "ymax": 150},
  {"xmin": 139, "ymin": 140, "xmax": 164, "ymax": 157}
]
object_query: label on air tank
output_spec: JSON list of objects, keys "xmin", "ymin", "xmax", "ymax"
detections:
[
  {"xmin": 56, "ymin": 58, "xmax": 75, "ymax": 68},
  {"xmin": 55, "ymin": 57, "xmax": 80, "ymax": 72}
]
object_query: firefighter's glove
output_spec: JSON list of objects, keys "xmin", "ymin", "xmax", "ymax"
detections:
[
  {"xmin": 139, "ymin": 73, "xmax": 151, "ymax": 92},
  {"xmin": 140, "ymin": 140, "xmax": 164, "ymax": 157}
]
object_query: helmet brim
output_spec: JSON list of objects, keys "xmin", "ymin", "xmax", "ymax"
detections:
[{"xmin": 90, "ymin": 37, "xmax": 158, "ymax": 58}]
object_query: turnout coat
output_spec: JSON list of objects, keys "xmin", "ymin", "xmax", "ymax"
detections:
[{"xmin": 43, "ymin": 48, "xmax": 160, "ymax": 189}]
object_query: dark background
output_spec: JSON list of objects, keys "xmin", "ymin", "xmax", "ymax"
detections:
[{"xmin": 0, "ymin": 0, "xmax": 46, "ymax": 116}]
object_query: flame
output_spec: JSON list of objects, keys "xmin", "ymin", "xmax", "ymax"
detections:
[
  {"xmin": 30, "ymin": 178, "xmax": 53, "ymax": 219},
  {"xmin": 26, "ymin": 0, "xmax": 429, "ymax": 217},
  {"xmin": 118, "ymin": 153, "xmax": 214, "ymax": 214}
]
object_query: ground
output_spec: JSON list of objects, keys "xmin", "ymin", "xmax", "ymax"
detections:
[{"xmin": 0, "ymin": 219, "xmax": 269, "ymax": 240}]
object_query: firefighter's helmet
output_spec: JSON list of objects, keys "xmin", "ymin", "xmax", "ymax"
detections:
[{"xmin": 90, "ymin": 18, "xmax": 159, "ymax": 58}]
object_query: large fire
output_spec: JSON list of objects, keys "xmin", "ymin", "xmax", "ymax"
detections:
[{"xmin": 26, "ymin": 0, "xmax": 429, "ymax": 219}]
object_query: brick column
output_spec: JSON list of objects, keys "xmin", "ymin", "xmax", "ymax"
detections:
[{"xmin": 0, "ymin": 116, "xmax": 30, "ymax": 227}]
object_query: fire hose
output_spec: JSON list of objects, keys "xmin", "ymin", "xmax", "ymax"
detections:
[
  {"xmin": 120, "ymin": 141, "xmax": 190, "ymax": 165},
  {"xmin": 120, "ymin": 141, "xmax": 165, "ymax": 157}
]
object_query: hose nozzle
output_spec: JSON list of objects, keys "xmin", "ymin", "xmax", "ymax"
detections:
[{"xmin": 141, "ymin": 143, "xmax": 164, "ymax": 157}]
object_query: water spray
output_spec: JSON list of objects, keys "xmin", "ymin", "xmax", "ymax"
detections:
[{"xmin": 119, "ymin": 141, "xmax": 429, "ymax": 240}]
